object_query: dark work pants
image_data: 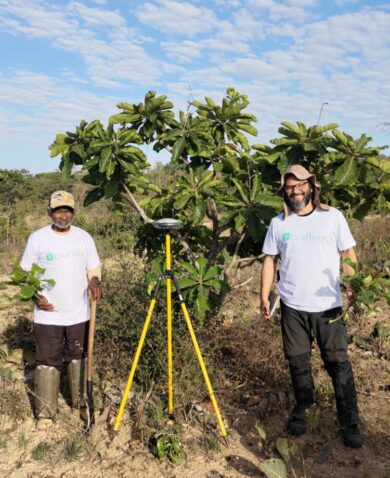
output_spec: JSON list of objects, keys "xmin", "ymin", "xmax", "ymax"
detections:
[
  {"xmin": 281, "ymin": 301, "xmax": 359, "ymax": 426},
  {"xmin": 34, "ymin": 322, "xmax": 89, "ymax": 370}
]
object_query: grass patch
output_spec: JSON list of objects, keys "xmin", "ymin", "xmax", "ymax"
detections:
[
  {"xmin": 64, "ymin": 436, "xmax": 85, "ymax": 462},
  {"xmin": 17, "ymin": 432, "xmax": 29, "ymax": 450},
  {"xmin": 32, "ymin": 441, "xmax": 51, "ymax": 461}
]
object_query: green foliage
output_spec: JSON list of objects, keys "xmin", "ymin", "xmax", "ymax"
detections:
[
  {"xmin": 50, "ymin": 88, "xmax": 389, "ymax": 320},
  {"xmin": 338, "ymin": 259, "xmax": 390, "ymax": 320},
  {"xmin": 4, "ymin": 260, "xmax": 55, "ymax": 302},
  {"xmin": 153, "ymin": 433, "xmax": 186, "ymax": 465}
]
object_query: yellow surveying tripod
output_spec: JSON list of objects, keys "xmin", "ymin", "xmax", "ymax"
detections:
[{"xmin": 114, "ymin": 218, "xmax": 227, "ymax": 439}]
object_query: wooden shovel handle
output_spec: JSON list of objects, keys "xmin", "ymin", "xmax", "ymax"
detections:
[{"xmin": 87, "ymin": 300, "xmax": 97, "ymax": 382}]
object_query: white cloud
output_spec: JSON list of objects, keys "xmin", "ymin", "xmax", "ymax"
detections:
[
  {"xmin": 220, "ymin": 57, "xmax": 285, "ymax": 82},
  {"xmin": 248, "ymin": 0, "xmax": 316, "ymax": 22},
  {"xmin": 67, "ymin": 1, "xmax": 125, "ymax": 27},
  {"xmin": 136, "ymin": 0, "xmax": 218, "ymax": 36},
  {"xmin": 233, "ymin": 8, "xmax": 266, "ymax": 39},
  {"xmin": 161, "ymin": 40, "xmax": 203, "ymax": 63}
]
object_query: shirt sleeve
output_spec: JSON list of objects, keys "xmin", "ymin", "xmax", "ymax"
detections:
[
  {"xmin": 85, "ymin": 234, "xmax": 101, "ymax": 271},
  {"xmin": 336, "ymin": 210, "xmax": 356, "ymax": 252},
  {"xmin": 262, "ymin": 218, "xmax": 279, "ymax": 256},
  {"xmin": 20, "ymin": 235, "xmax": 37, "ymax": 270}
]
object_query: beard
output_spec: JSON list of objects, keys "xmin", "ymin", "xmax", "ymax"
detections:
[{"xmin": 285, "ymin": 188, "xmax": 313, "ymax": 212}]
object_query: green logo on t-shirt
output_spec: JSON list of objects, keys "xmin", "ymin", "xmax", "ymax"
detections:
[
  {"xmin": 282, "ymin": 232, "xmax": 291, "ymax": 241},
  {"xmin": 46, "ymin": 252, "xmax": 55, "ymax": 262}
]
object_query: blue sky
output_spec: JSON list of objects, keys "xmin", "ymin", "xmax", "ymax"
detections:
[{"xmin": 0, "ymin": 0, "xmax": 389, "ymax": 173}]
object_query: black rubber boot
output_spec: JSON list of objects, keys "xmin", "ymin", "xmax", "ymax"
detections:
[
  {"xmin": 287, "ymin": 365, "xmax": 315, "ymax": 436},
  {"xmin": 325, "ymin": 360, "xmax": 363, "ymax": 448}
]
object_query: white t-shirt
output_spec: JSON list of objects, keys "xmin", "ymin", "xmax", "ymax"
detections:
[
  {"xmin": 20, "ymin": 225, "xmax": 100, "ymax": 326},
  {"xmin": 262, "ymin": 207, "xmax": 356, "ymax": 312}
]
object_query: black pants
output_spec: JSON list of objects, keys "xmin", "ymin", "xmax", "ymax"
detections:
[
  {"xmin": 34, "ymin": 322, "xmax": 89, "ymax": 370},
  {"xmin": 280, "ymin": 301, "xmax": 348, "ymax": 364},
  {"xmin": 281, "ymin": 301, "xmax": 359, "ymax": 426}
]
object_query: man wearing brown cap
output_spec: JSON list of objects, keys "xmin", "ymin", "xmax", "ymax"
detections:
[
  {"xmin": 260, "ymin": 165, "xmax": 362, "ymax": 448},
  {"xmin": 20, "ymin": 191, "xmax": 101, "ymax": 430}
]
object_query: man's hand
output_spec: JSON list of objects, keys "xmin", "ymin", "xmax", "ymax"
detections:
[
  {"xmin": 33, "ymin": 295, "xmax": 55, "ymax": 311},
  {"xmin": 260, "ymin": 297, "xmax": 271, "ymax": 320},
  {"xmin": 88, "ymin": 277, "xmax": 101, "ymax": 302}
]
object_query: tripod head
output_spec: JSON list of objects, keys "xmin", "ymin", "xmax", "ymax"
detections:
[{"xmin": 153, "ymin": 218, "xmax": 183, "ymax": 231}]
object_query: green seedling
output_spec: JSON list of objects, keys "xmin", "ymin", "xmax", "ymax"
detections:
[
  {"xmin": 4, "ymin": 260, "xmax": 55, "ymax": 302},
  {"xmin": 153, "ymin": 433, "xmax": 186, "ymax": 465}
]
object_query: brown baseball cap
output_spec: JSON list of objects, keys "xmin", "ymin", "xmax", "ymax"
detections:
[
  {"xmin": 278, "ymin": 164, "xmax": 320, "ymax": 193},
  {"xmin": 49, "ymin": 191, "xmax": 75, "ymax": 210}
]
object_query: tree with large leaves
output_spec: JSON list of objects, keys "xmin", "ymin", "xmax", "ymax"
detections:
[{"xmin": 49, "ymin": 89, "xmax": 389, "ymax": 322}]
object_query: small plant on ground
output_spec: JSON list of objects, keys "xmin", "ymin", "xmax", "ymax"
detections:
[
  {"xmin": 145, "ymin": 401, "xmax": 165, "ymax": 429},
  {"xmin": 151, "ymin": 432, "xmax": 186, "ymax": 465},
  {"xmin": 32, "ymin": 441, "xmax": 51, "ymax": 461},
  {"xmin": 17, "ymin": 432, "xmax": 29, "ymax": 450},
  {"xmin": 64, "ymin": 436, "xmax": 85, "ymax": 462},
  {"xmin": 0, "ymin": 437, "xmax": 8, "ymax": 449},
  {"xmin": 203, "ymin": 433, "xmax": 221, "ymax": 455}
]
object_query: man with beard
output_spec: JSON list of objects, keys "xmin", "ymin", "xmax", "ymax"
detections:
[
  {"xmin": 20, "ymin": 191, "xmax": 101, "ymax": 430},
  {"xmin": 260, "ymin": 165, "xmax": 363, "ymax": 448}
]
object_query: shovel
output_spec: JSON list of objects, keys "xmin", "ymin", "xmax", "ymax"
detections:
[{"xmin": 84, "ymin": 299, "xmax": 97, "ymax": 434}]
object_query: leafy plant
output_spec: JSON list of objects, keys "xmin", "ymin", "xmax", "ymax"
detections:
[
  {"xmin": 153, "ymin": 433, "xmax": 186, "ymax": 465},
  {"xmin": 4, "ymin": 260, "xmax": 55, "ymax": 302},
  {"xmin": 331, "ymin": 259, "xmax": 390, "ymax": 323}
]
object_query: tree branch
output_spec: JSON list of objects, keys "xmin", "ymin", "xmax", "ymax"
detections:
[
  {"xmin": 171, "ymin": 229, "xmax": 197, "ymax": 266},
  {"xmin": 120, "ymin": 184, "xmax": 153, "ymax": 224},
  {"xmin": 231, "ymin": 276, "xmax": 254, "ymax": 290}
]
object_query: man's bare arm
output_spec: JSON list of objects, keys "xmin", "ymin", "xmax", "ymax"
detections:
[{"xmin": 260, "ymin": 255, "xmax": 276, "ymax": 319}]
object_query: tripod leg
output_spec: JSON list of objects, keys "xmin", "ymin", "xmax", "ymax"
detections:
[
  {"xmin": 171, "ymin": 274, "xmax": 227, "ymax": 438},
  {"xmin": 166, "ymin": 233, "xmax": 173, "ymax": 414},
  {"xmin": 113, "ymin": 277, "xmax": 162, "ymax": 431}
]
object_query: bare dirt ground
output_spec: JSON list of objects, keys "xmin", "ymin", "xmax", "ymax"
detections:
[{"xmin": 0, "ymin": 280, "xmax": 389, "ymax": 478}]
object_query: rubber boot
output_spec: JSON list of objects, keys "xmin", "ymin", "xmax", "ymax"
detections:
[
  {"xmin": 35, "ymin": 365, "xmax": 60, "ymax": 429},
  {"xmin": 325, "ymin": 360, "xmax": 363, "ymax": 448},
  {"xmin": 67, "ymin": 358, "xmax": 88, "ymax": 421},
  {"xmin": 287, "ymin": 365, "xmax": 315, "ymax": 436}
]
